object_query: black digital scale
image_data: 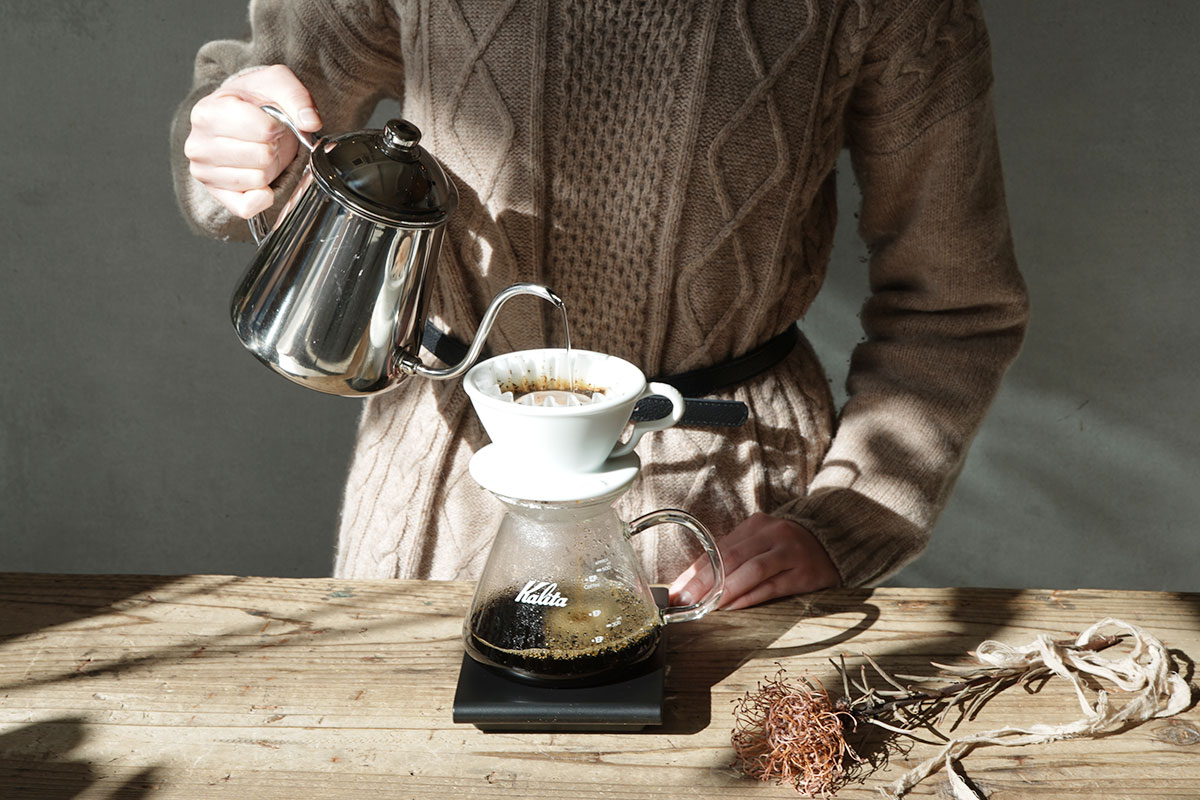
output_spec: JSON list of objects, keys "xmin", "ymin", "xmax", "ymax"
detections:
[{"xmin": 452, "ymin": 588, "xmax": 669, "ymax": 732}]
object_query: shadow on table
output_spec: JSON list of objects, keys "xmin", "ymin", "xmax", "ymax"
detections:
[
  {"xmin": 1174, "ymin": 592, "xmax": 1200, "ymax": 687},
  {"xmin": 0, "ymin": 574, "xmax": 452, "ymax": 695},
  {"xmin": 0, "ymin": 716, "xmax": 161, "ymax": 800},
  {"xmin": 0, "ymin": 574, "xmax": 244, "ymax": 694},
  {"xmin": 0, "ymin": 574, "xmax": 187, "ymax": 650},
  {"xmin": 1163, "ymin": 593, "xmax": 1199, "ymax": 719},
  {"xmin": 658, "ymin": 584, "xmax": 1030, "ymax": 795},
  {"xmin": 657, "ymin": 588, "xmax": 882, "ymax": 735}
]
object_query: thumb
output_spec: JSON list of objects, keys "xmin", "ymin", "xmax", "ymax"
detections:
[{"xmin": 226, "ymin": 64, "xmax": 322, "ymax": 132}]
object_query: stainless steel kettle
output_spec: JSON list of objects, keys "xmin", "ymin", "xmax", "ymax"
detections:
[{"xmin": 231, "ymin": 106, "xmax": 557, "ymax": 396}]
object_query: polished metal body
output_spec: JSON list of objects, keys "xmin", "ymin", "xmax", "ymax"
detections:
[
  {"xmin": 233, "ymin": 172, "xmax": 449, "ymax": 395},
  {"xmin": 231, "ymin": 108, "xmax": 558, "ymax": 396}
]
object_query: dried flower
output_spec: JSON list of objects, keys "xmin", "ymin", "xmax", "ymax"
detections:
[{"xmin": 731, "ymin": 668, "xmax": 859, "ymax": 798}]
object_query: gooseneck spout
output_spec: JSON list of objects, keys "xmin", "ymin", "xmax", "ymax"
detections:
[{"xmin": 395, "ymin": 283, "xmax": 564, "ymax": 381}]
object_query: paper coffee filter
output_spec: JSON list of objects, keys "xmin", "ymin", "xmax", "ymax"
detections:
[{"xmin": 467, "ymin": 349, "xmax": 641, "ymax": 409}]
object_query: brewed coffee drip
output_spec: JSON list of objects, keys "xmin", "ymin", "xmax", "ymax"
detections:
[
  {"xmin": 558, "ymin": 295, "xmax": 575, "ymax": 394},
  {"xmin": 480, "ymin": 297, "xmax": 608, "ymax": 406}
]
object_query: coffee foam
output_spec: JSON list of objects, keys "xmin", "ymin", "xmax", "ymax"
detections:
[
  {"xmin": 476, "ymin": 354, "xmax": 610, "ymax": 407},
  {"xmin": 469, "ymin": 350, "xmax": 637, "ymax": 406}
]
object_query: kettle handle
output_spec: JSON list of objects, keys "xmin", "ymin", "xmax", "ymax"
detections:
[
  {"xmin": 247, "ymin": 105, "xmax": 317, "ymax": 245},
  {"xmin": 628, "ymin": 509, "xmax": 725, "ymax": 624}
]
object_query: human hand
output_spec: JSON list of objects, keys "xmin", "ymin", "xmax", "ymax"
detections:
[
  {"xmin": 668, "ymin": 512, "xmax": 840, "ymax": 611},
  {"xmin": 184, "ymin": 65, "xmax": 322, "ymax": 218}
]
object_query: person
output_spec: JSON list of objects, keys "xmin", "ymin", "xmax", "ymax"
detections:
[{"xmin": 171, "ymin": 0, "xmax": 1028, "ymax": 609}]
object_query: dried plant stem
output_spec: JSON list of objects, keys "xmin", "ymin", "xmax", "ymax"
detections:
[
  {"xmin": 878, "ymin": 619, "xmax": 1191, "ymax": 799},
  {"xmin": 853, "ymin": 633, "xmax": 1122, "ymax": 725}
]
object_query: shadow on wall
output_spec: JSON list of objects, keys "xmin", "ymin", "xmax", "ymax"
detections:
[
  {"xmin": 808, "ymin": 138, "xmax": 1200, "ymax": 592},
  {"xmin": 896, "ymin": 373, "xmax": 1200, "ymax": 592}
]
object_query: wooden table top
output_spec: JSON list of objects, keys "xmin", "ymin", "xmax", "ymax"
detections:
[{"xmin": 0, "ymin": 574, "xmax": 1196, "ymax": 799}]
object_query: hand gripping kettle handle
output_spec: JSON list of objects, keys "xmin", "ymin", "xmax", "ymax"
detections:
[
  {"xmin": 627, "ymin": 509, "xmax": 724, "ymax": 624},
  {"xmin": 247, "ymin": 105, "xmax": 317, "ymax": 245}
]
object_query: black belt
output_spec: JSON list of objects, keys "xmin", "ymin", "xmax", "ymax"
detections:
[{"xmin": 422, "ymin": 321, "xmax": 798, "ymax": 428}]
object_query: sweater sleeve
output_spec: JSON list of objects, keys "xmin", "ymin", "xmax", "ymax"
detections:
[
  {"xmin": 169, "ymin": 0, "xmax": 407, "ymax": 241},
  {"xmin": 772, "ymin": 0, "xmax": 1029, "ymax": 587}
]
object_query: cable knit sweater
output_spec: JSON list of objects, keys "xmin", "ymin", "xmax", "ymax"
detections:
[{"xmin": 170, "ymin": 0, "xmax": 1028, "ymax": 587}]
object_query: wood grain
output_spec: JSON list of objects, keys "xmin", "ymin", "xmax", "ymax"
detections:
[{"xmin": 0, "ymin": 575, "xmax": 1196, "ymax": 799}]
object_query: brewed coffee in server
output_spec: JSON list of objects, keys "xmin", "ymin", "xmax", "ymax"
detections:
[{"xmin": 464, "ymin": 578, "xmax": 663, "ymax": 685}]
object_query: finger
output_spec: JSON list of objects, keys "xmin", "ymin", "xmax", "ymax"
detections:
[
  {"xmin": 191, "ymin": 93, "xmax": 294, "ymax": 144},
  {"xmin": 718, "ymin": 551, "xmax": 790, "ymax": 609},
  {"xmin": 186, "ymin": 133, "xmax": 291, "ymax": 171},
  {"xmin": 708, "ymin": 511, "xmax": 780, "ymax": 568},
  {"xmin": 186, "ymin": 112, "xmax": 299, "ymax": 192},
  {"xmin": 668, "ymin": 558, "xmax": 715, "ymax": 607},
  {"xmin": 668, "ymin": 518, "xmax": 775, "ymax": 605},
  {"xmin": 225, "ymin": 64, "xmax": 322, "ymax": 131},
  {"xmin": 667, "ymin": 562, "xmax": 698, "ymax": 598},
  {"xmin": 722, "ymin": 570, "xmax": 801, "ymax": 611},
  {"xmin": 716, "ymin": 528, "xmax": 783, "ymax": 574},
  {"xmin": 192, "ymin": 161, "xmax": 287, "ymax": 193},
  {"xmin": 205, "ymin": 185, "xmax": 275, "ymax": 219}
]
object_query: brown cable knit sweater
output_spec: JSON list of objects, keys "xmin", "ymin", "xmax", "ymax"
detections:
[{"xmin": 170, "ymin": 0, "xmax": 1028, "ymax": 586}]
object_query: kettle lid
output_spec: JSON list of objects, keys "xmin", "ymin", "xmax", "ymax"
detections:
[{"xmin": 311, "ymin": 119, "xmax": 458, "ymax": 227}]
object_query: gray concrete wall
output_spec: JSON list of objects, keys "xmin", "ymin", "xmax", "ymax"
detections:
[{"xmin": 2, "ymin": 2, "xmax": 1197, "ymax": 589}]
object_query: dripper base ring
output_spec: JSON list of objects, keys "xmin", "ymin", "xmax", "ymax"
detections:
[{"xmin": 467, "ymin": 444, "xmax": 640, "ymax": 504}]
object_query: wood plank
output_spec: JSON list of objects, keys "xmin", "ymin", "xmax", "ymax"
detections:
[{"xmin": 0, "ymin": 575, "xmax": 1196, "ymax": 799}]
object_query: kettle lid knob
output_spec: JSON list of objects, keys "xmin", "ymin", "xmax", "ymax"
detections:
[{"xmin": 382, "ymin": 119, "xmax": 422, "ymax": 158}]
